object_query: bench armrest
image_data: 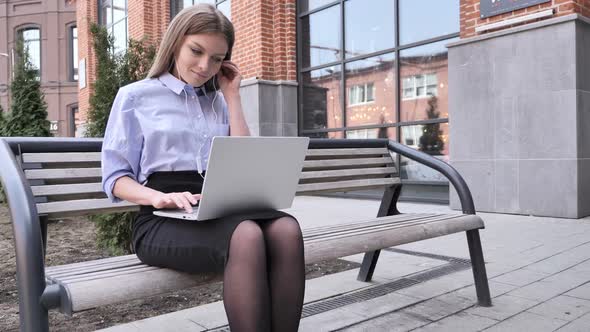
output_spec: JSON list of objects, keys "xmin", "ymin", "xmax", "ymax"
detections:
[
  {"xmin": 0, "ymin": 139, "xmax": 48, "ymax": 314},
  {"xmin": 386, "ymin": 140, "xmax": 475, "ymax": 214}
]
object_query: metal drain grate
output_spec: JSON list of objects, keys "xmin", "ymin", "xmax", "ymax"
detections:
[{"xmin": 208, "ymin": 250, "xmax": 472, "ymax": 331}]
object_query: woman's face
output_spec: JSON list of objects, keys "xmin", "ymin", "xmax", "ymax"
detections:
[{"xmin": 173, "ymin": 33, "xmax": 228, "ymax": 87}]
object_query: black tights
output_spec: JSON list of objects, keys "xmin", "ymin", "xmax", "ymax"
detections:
[{"xmin": 223, "ymin": 217, "xmax": 305, "ymax": 332}]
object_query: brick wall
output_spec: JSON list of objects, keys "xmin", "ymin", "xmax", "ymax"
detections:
[
  {"xmin": 232, "ymin": 0, "xmax": 297, "ymax": 81},
  {"xmin": 77, "ymin": 0, "xmax": 297, "ymax": 122},
  {"xmin": 76, "ymin": 0, "xmax": 98, "ymax": 125},
  {"xmin": 461, "ymin": 0, "xmax": 590, "ymax": 38}
]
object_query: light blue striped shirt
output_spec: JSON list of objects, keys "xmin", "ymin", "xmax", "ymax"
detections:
[{"xmin": 101, "ymin": 72, "xmax": 230, "ymax": 202}]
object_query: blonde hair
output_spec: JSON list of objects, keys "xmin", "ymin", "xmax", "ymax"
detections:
[{"xmin": 147, "ymin": 4, "xmax": 234, "ymax": 90}]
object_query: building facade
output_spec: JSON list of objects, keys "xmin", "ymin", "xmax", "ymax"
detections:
[
  {"xmin": 72, "ymin": 0, "xmax": 588, "ymax": 218},
  {"xmin": 0, "ymin": 0, "xmax": 79, "ymax": 137}
]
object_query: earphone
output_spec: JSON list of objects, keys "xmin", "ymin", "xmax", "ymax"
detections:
[{"xmin": 175, "ymin": 61, "xmax": 220, "ymax": 178}]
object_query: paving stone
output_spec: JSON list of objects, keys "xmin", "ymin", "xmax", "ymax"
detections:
[
  {"xmin": 412, "ymin": 311, "xmax": 497, "ymax": 332},
  {"xmin": 527, "ymin": 295, "xmax": 590, "ymax": 322},
  {"xmin": 565, "ymin": 282, "xmax": 590, "ymax": 300},
  {"xmin": 342, "ymin": 292, "xmax": 421, "ymax": 318},
  {"xmin": 402, "ymin": 291, "xmax": 476, "ymax": 322},
  {"xmin": 303, "ymin": 269, "xmax": 388, "ymax": 304},
  {"xmin": 341, "ymin": 311, "xmax": 427, "ymax": 332},
  {"xmin": 491, "ymin": 268, "xmax": 551, "ymax": 287},
  {"xmin": 524, "ymin": 244, "xmax": 590, "ymax": 275},
  {"xmin": 299, "ymin": 307, "xmax": 366, "ymax": 331},
  {"xmin": 396, "ymin": 269, "xmax": 475, "ymax": 300},
  {"xmin": 556, "ymin": 313, "xmax": 590, "ymax": 332},
  {"xmin": 484, "ymin": 311, "xmax": 569, "ymax": 332},
  {"xmin": 508, "ymin": 270, "xmax": 588, "ymax": 302},
  {"xmin": 342, "ymin": 251, "xmax": 447, "ymax": 281},
  {"xmin": 466, "ymin": 294, "xmax": 539, "ymax": 321}
]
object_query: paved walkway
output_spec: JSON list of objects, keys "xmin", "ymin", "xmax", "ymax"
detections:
[{"xmin": 99, "ymin": 196, "xmax": 590, "ymax": 332}]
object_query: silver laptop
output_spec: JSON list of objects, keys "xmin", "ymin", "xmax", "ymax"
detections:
[{"xmin": 153, "ymin": 136, "xmax": 310, "ymax": 221}]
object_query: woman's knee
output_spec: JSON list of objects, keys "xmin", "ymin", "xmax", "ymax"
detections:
[
  {"xmin": 230, "ymin": 220, "xmax": 265, "ymax": 247},
  {"xmin": 265, "ymin": 216, "xmax": 303, "ymax": 244}
]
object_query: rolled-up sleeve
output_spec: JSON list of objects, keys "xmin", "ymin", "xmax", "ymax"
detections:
[{"xmin": 101, "ymin": 87, "xmax": 143, "ymax": 203}]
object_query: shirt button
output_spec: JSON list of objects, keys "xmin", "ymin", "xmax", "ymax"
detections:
[{"xmin": 192, "ymin": 95, "xmax": 196, "ymax": 99}]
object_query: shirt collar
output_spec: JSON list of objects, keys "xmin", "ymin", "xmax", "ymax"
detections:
[{"xmin": 158, "ymin": 72, "xmax": 206, "ymax": 96}]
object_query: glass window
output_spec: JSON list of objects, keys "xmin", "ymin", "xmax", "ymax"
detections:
[
  {"xmin": 400, "ymin": 123, "xmax": 449, "ymax": 181},
  {"xmin": 400, "ymin": 39, "xmax": 454, "ymax": 122},
  {"xmin": 18, "ymin": 28, "xmax": 41, "ymax": 79},
  {"xmin": 218, "ymin": 0, "xmax": 231, "ymax": 20},
  {"xmin": 300, "ymin": 4, "xmax": 340, "ymax": 69},
  {"xmin": 70, "ymin": 26, "xmax": 78, "ymax": 81},
  {"xmin": 345, "ymin": 53, "xmax": 396, "ymax": 127},
  {"xmin": 297, "ymin": 0, "xmax": 457, "ymax": 190},
  {"xmin": 100, "ymin": 0, "xmax": 127, "ymax": 53},
  {"xmin": 399, "ymin": 0, "xmax": 460, "ymax": 45},
  {"xmin": 345, "ymin": 0, "xmax": 395, "ymax": 58},
  {"xmin": 171, "ymin": 0, "xmax": 231, "ymax": 19},
  {"xmin": 299, "ymin": 0, "xmax": 337, "ymax": 13},
  {"xmin": 301, "ymin": 66, "xmax": 343, "ymax": 138}
]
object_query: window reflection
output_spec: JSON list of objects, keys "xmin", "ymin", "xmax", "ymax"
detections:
[
  {"xmin": 302, "ymin": 66, "xmax": 343, "ymax": 138},
  {"xmin": 171, "ymin": 0, "xmax": 230, "ymax": 19},
  {"xmin": 400, "ymin": 123, "xmax": 449, "ymax": 181},
  {"xmin": 71, "ymin": 26, "xmax": 78, "ymax": 81},
  {"xmin": 19, "ymin": 28, "xmax": 41, "ymax": 79},
  {"xmin": 217, "ymin": 0, "xmax": 231, "ymax": 20},
  {"xmin": 299, "ymin": 0, "xmax": 337, "ymax": 13},
  {"xmin": 345, "ymin": 0, "xmax": 395, "ymax": 58},
  {"xmin": 399, "ymin": 0, "xmax": 459, "ymax": 45},
  {"xmin": 345, "ymin": 53, "xmax": 396, "ymax": 127},
  {"xmin": 400, "ymin": 39, "xmax": 456, "ymax": 122},
  {"xmin": 100, "ymin": 0, "xmax": 127, "ymax": 53},
  {"xmin": 301, "ymin": 4, "xmax": 340, "ymax": 68}
]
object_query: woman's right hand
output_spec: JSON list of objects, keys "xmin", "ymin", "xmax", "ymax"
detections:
[{"xmin": 150, "ymin": 191, "xmax": 202, "ymax": 213}]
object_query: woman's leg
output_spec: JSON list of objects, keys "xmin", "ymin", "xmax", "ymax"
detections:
[
  {"xmin": 223, "ymin": 220, "xmax": 271, "ymax": 332},
  {"xmin": 261, "ymin": 216, "xmax": 305, "ymax": 332}
]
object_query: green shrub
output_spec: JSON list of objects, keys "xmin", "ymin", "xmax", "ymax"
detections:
[{"xmin": 85, "ymin": 24, "xmax": 156, "ymax": 255}]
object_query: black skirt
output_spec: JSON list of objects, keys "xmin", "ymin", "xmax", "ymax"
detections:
[{"xmin": 133, "ymin": 171, "xmax": 295, "ymax": 274}]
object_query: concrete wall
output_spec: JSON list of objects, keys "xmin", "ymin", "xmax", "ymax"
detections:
[
  {"xmin": 448, "ymin": 14, "xmax": 589, "ymax": 218},
  {"xmin": 240, "ymin": 78, "xmax": 298, "ymax": 137}
]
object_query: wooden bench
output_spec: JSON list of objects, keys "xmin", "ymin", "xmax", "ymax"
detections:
[{"xmin": 0, "ymin": 137, "xmax": 491, "ymax": 331}]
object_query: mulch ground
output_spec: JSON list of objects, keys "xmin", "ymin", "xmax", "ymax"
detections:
[{"xmin": 0, "ymin": 204, "xmax": 359, "ymax": 331}]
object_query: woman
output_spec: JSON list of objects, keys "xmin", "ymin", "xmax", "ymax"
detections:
[{"xmin": 101, "ymin": 4, "xmax": 305, "ymax": 331}]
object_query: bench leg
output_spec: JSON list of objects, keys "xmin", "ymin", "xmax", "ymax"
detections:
[
  {"xmin": 357, "ymin": 184, "xmax": 402, "ymax": 282},
  {"xmin": 19, "ymin": 303, "xmax": 49, "ymax": 332},
  {"xmin": 466, "ymin": 229, "xmax": 492, "ymax": 307},
  {"xmin": 357, "ymin": 250, "xmax": 381, "ymax": 282},
  {"xmin": 40, "ymin": 216, "xmax": 48, "ymax": 258}
]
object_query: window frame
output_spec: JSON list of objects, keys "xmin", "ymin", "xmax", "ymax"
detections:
[
  {"xmin": 67, "ymin": 23, "xmax": 78, "ymax": 82},
  {"xmin": 401, "ymin": 73, "xmax": 437, "ymax": 100},
  {"xmin": 170, "ymin": 0, "xmax": 231, "ymax": 19},
  {"xmin": 15, "ymin": 25, "xmax": 42, "ymax": 80},
  {"xmin": 98, "ymin": 0, "xmax": 129, "ymax": 53}
]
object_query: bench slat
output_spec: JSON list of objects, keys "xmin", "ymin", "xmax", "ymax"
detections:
[
  {"xmin": 297, "ymin": 178, "xmax": 399, "ymax": 194},
  {"xmin": 37, "ymin": 198, "xmax": 138, "ymax": 216},
  {"xmin": 31, "ymin": 183, "xmax": 103, "ymax": 196},
  {"xmin": 46, "ymin": 213, "xmax": 483, "ymax": 314},
  {"xmin": 300, "ymin": 167, "xmax": 397, "ymax": 180},
  {"xmin": 23, "ymin": 149, "xmax": 387, "ymax": 163},
  {"xmin": 305, "ymin": 148, "xmax": 389, "ymax": 157},
  {"xmin": 303, "ymin": 157, "xmax": 393, "ymax": 169},
  {"xmin": 25, "ymin": 168, "xmax": 101, "ymax": 180},
  {"xmin": 22, "ymin": 152, "xmax": 102, "ymax": 163}
]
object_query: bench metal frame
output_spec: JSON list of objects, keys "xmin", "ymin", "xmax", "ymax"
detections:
[{"xmin": 0, "ymin": 137, "xmax": 490, "ymax": 332}]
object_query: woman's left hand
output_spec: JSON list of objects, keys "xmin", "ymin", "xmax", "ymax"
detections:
[{"xmin": 217, "ymin": 60, "xmax": 242, "ymax": 97}]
